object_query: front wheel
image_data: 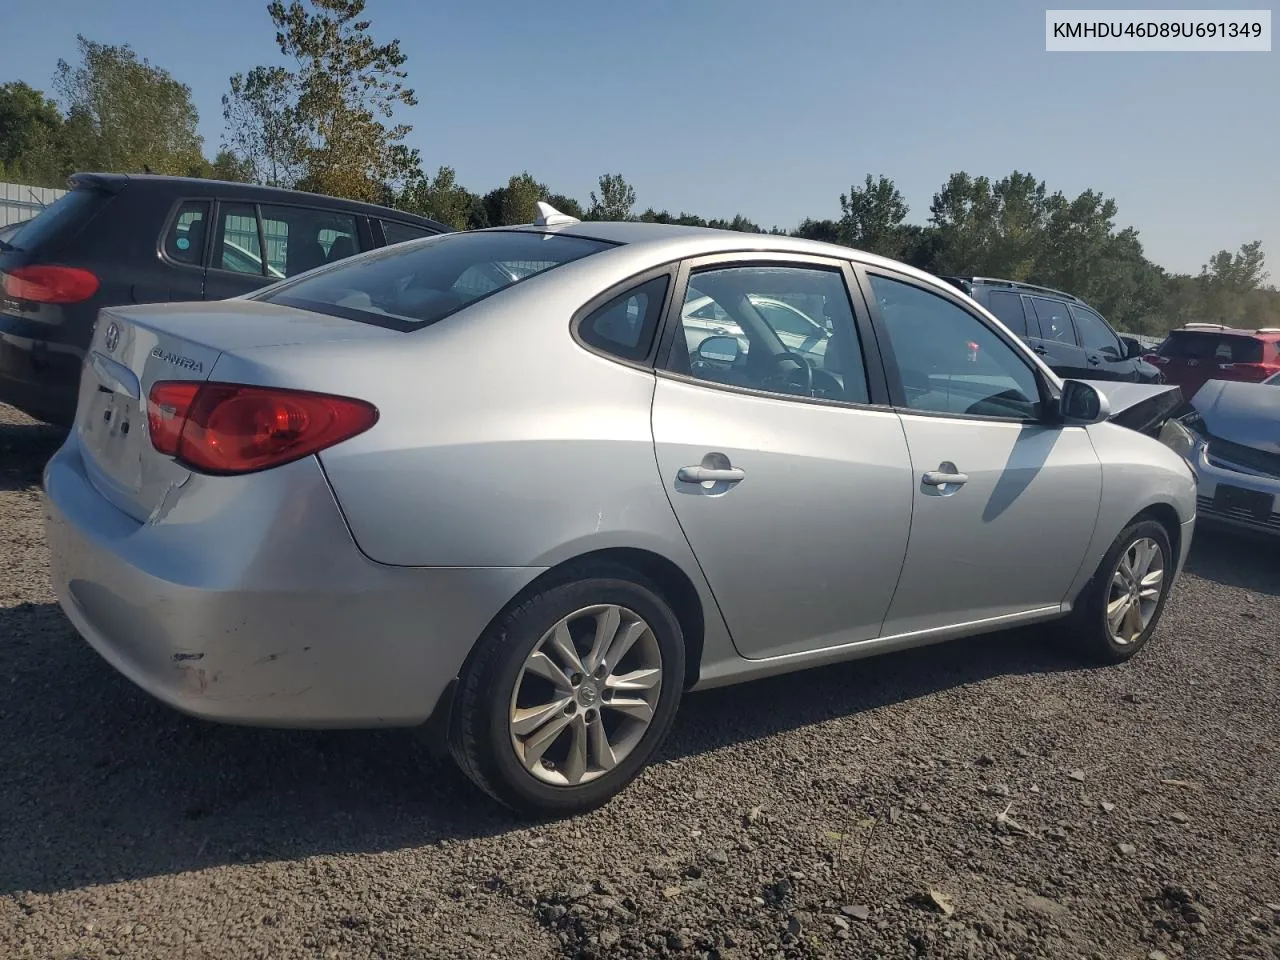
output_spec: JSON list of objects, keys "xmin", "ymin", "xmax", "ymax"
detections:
[
  {"xmin": 447, "ymin": 565, "xmax": 686, "ymax": 817},
  {"xmin": 1058, "ymin": 518, "xmax": 1175, "ymax": 663}
]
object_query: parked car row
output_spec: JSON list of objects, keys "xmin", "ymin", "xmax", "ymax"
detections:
[{"xmin": 0, "ymin": 173, "xmax": 451, "ymax": 426}]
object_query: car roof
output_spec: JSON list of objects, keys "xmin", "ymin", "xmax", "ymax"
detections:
[
  {"xmin": 1169, "ymin": 324, "xmax": 1280, "ymax": 339},
  {"xmin": 485, "ymin": 219, "xmax": 948, "ymax": 288},
  {"xmin": 68, "ymin": 172, "xmax": 452, "ymax": 232}
]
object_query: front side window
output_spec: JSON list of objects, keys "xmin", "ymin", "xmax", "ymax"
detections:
[
  {"xmin": 666, "ymin": 264, "xmax": 869, "ymax": 404},
  {"xmin": 163, "ymin": 200, "xmax": 210, "ymax": 266},
  {"xmin": 1028, "ymin": 297, "xmax": 1077, "ymax": 345},
  {"xmin": 256, "ymin": 230, "xmax": 612, "ymax": 330},
  {"xmin": 870, "ymin": 274, "xmax": 1042, "ymax": 420},
  {"xmin": 1070, "ymin": 304, "xmax": 1122, "ymax": 358},
  {"xmin": 260, "ymin": 205, "xmax": 360, "ymax": 278},
  {"xmin": 381, "ymin": 220, "xmax": 435, "ymax": 245}
]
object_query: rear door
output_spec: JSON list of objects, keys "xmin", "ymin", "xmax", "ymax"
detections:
[
  {"xmin": 651, "ymin": 254, "xmax": 914, "ymax": 660},
  {"xmin": 153, "ymin": 199, "xmax": 209, "ymax": 302},
  {"xmin": 1069, "ymin": 303, "xmax": 1134, "ymax": 380},
  {"xmin": 1025, "ymin": 296, "xmax": 1089, "ymax": 379}
]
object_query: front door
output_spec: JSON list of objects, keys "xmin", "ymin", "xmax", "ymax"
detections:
[
  {"xmin": 862, "ymin": 270, "xmax": 1103, "ymax": 636},
  {"xmin": 1070, "ymin": 303, "xmax": 1136, "ymax": 381},
  {"xmin": 651, "ymin": 258, "xmax": 914, "ymax": 660}
]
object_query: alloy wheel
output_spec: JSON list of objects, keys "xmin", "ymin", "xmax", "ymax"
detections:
[
  {"xmin": 1106, "ymin": 536, "xmax": 1166, "ymax": 646},
  {"xmin": 508, "ymin": 604, "xmax": 663, "ymax": 787}
]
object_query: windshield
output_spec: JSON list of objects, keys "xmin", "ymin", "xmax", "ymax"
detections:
[{"xmin": 255, "ymin": 230, "xmax": 612, "ymax": 330}]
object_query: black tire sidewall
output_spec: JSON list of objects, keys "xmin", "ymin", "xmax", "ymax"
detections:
[
  {"xmin": 1085, "ymin": 519, "xmax": 1175, "ymax": 661},
  {"xmin": 465, "ymin": 573, "xmax": 686, "ymax": 816}
]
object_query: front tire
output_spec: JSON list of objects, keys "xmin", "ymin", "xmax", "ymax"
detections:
[
  {"xmin": 447, "ymin": 564, "xmax": 686, "ymax": 817},
  {"xmin": 1059, "ymin": 518, "xmax": 1175, "ymax": 664}
]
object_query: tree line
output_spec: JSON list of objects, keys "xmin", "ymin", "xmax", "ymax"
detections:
[{"xmin": 1, "ymin": 0, "xmax": 1274, "ymax": 336}]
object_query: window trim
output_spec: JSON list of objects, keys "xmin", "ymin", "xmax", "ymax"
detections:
[
  {"xmin": 651, "ymin": 251, "xmax": 893, "ymax": 412},
  {"xmin": 375, "ymin": 218, "xmax": 445, "ymax": 247},
  {"xmin": 856, "ymin": 265, "xmax": 1058, "ymax": 425},
  {"xmin": 156, "ymin": 197, "xmax": 214, "ymax": 273},
  {"xmin": 569, "ymin": 263, "xmax": 680, "ymax": 370}
]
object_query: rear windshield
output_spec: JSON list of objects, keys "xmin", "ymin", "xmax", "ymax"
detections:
[
  {"xmin": 4, "ymin": 188, "xmax": 108, "ymax": 253},
  {"xmin": 256, "ymin": 230, "xmax": 613, "ymax": 330},
  {"xmin": 1157, "ymin": 331, "xmax": 1263, "ymax": 364}
]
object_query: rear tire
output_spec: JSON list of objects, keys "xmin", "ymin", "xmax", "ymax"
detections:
[
  {"xmin": 1057, "ymin": 519, "xmax": 1174, "ymax": 664},
  {"xmin": 447, "ymin": 564, "xmax": 685, "ymax": 817}
]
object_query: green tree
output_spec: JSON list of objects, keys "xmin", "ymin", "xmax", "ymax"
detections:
[
  {"xmin": 397, "ymin": 165, "xmax": 475, "ymax": 229},
  {"xmin": 792, "ymin": 218, "xmax": 840, "ymax": 244},
  {"xmin": 587, "ymin": 172, "xmax": 636, "ymax": 221},
  {"xmin": 258, "ymin": 0, "xmax": 420, "ymax": 201},
  {"xmin": 0, "ymin": 82, "xmax": 67, "ymax": 187},
  {"xmin": 545, "ymin": 193, "xmax": 585, "ymax": 220},
  {"xmin": 221, "ymin": 65, "xmax": 305, "ymax": 187},
  {"xmin": 54, "ymin": 35, "xmax": 206, "ymax": 176},
  {"xmin": 839, "ymin": 174, "xmax": 910, "ymax": 258}
]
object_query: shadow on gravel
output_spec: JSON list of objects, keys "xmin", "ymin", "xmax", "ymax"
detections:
[
  {"xmin": 0, "ymin": 420, "xmax": 65, "ymax": 492},
  {"xmin": 1185, "ymin": 526, "xmax": 1280, "ymax": 597},
  {"xmin": 0, "ymin": 593, "xmax": 1087, "ymax": 896}
]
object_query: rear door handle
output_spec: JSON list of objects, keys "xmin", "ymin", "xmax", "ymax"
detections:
[
  {"xmin": 678, "ymin": 465, "xmax": 745, "ymax": 484},
  {"xmin": 922, "ymin": 469, "xmax": 969, "ymax": 486}
]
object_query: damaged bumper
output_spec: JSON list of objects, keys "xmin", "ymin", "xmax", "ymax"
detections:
[{"xmin": 41, "ymin": 432, "xmax": 541, "ymax": 728}]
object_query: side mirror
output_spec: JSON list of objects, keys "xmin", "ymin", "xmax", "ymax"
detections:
[
  {"xmin": 1121, "ymin": 336, "xmax": 1144, "ymax": 360},
  {"xmin": 693, "ymin": 335, "xmax": 741, "ymax": 365},
  {"xmin": 1057, "ymin": 379, "xmax": 1112, "ymax": 425}
]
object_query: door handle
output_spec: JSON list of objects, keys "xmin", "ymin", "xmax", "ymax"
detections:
[
  {"xmin": 677, "ymin": 465, "xmax": 745, "ymax": 484},
  {"xmin": 922, "ymin": 468, "xmax": 969, "ymax": 486},
  {"xmin": 1088, "ymin": 356, "xmax": 1101, "ymax": 366},
  {"xmin": 1033, "ymin": 345, "xmax": 1048, "ymax": 355}
]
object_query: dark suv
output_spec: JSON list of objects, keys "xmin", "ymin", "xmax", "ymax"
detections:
[
  {"xmin": 0, "ymin": 173, "xmax": 451, "ymax": 425},
  {"xmin": 940, "ymin": 277, "xmax": 1162, "ymax": 384}
]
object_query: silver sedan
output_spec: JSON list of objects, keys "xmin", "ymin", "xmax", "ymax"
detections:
[{"xmin": 43, "ymin": 205, "xmax": 1198, "ymax": 816}]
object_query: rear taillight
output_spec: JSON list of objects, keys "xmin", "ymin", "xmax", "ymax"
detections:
[
  {"xmin": 1216, "ymin": 362, "xmax": 1279, "ymax": 382},
  {"xmin": 145, "ymin": 381, "xmax": 378, "ymax": 475},
  {"xmin": 1, "ymin": 265, "xmax": 100, "ymax": 303}
]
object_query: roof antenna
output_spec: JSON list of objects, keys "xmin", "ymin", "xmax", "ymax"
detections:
[{"xmin": 533, "ymin": 201, "xmax": 580, "ymax": 227}]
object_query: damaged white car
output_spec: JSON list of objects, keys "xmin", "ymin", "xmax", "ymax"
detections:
[{"xmin": 1162, "ymin": 373, "xmax": 1280, "ymax": 538}]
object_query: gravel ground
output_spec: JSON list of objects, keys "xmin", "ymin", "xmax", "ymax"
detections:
[{"xmin": 2, "ymin": 402, "xmax": 1278, "ymax": 960}]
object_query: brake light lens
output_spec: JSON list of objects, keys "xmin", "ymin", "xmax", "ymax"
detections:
[
  {"xmin": 145, "ymin": 381, "xmax": 378, "ymax": 475},
  {"xmin": 1, "ymin": 265, "xmax": 100, "ymax": 303},
  {"xmin": 1217, "ymin": 361, "xmax": 1280, "ymax": 382}
]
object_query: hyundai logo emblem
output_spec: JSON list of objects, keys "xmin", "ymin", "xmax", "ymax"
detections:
[{"xmin": 104, "ymin": 321, "xmax": 120, "ymax": 353}]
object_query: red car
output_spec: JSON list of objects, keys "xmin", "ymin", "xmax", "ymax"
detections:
[{"xmin": 1144, "ymin": 324, "xmax": 1280, "ymax": 401}]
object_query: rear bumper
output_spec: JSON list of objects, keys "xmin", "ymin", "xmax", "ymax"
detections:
[
  {"xmin": 42, "ymin": 434, "xmax": 543, "ymax": 727},
  {"xmin": 0, "ymin": 329, "xmax": 80, "ymax": 425}
]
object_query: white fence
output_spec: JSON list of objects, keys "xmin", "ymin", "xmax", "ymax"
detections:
[{"xmin": 1, "ymin": 181, "xmax": 68, "ymax": 228}]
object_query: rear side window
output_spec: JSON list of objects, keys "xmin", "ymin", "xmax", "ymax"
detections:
[
  {"xmin": 381, "ymin": 220, "xmax": 435, "ymax": 245},
  {"xmin": 163, "ymin": 200, "xmax": 210, "ymax": 266},
  {"xmin": 578, "ymin": 276, "xmax": 670, "ymax": 361},
  {"xmin": 1159, "ymin": 332, "xmax": 1263, "ymax": 363},
  {"xmin": 256, "ymin": 230, "xmax": 613, "ymax": 331},
  {"xmin": 5, "ymin": 188, "xmax": 107, "ymax": 252},
  {"xmin": 216, "ymin": 203, "xmax": 271, "ymax": 277},
  {"xmin": 986, "ymin": 291, "xmax": 1028, "ymax": 336}
]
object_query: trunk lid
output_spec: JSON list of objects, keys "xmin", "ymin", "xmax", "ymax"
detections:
[{"xmin": 74, "ymin": 300, "xmax": 399, "ymax": 522}]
